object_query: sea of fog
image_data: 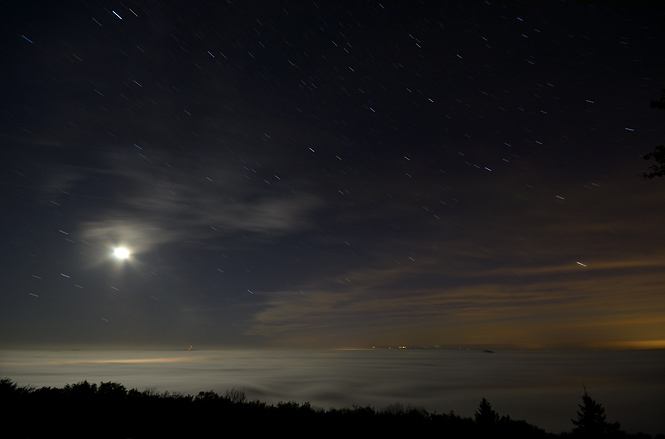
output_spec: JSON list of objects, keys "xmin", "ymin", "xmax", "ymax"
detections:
[{"xmin": 1, "ymin": 348, "xmax": 663, "ymax": 435}]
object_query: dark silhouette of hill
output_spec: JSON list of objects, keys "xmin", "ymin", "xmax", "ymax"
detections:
[{"xmin": 1, "ymin": 378, "xmax": 661, "ymax": 438}]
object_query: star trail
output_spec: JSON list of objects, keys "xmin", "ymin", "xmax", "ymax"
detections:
[{"xmin": 1, "ymin": 1, "xmax": 664, "ymax": 351}]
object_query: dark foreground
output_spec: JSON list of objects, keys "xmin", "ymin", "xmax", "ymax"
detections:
[{"xmin": 1, "ymin": 378, "xmax": 661, "ymax": 438}]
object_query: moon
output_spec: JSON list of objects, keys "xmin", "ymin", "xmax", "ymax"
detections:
[{"xmin": 113, "ymin": 247, "xmax": 131, "ymax": 259}]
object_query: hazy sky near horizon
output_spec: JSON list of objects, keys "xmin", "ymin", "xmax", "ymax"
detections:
[{"xmin": 1, "ymin": 1, "xmax": 664, "ymax": 350}]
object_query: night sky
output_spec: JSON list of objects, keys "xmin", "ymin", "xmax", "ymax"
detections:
[{"xmin": 2, "ymin": 0, "xmax": 664, "ymax": 350}]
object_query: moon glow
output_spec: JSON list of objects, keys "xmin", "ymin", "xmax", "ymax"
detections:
[{"xmin": 113, "ymin": 247, "xmax": 130, "ymax": 259}]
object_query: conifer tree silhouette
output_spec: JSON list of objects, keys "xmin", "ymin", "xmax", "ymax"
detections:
[
  {"xmin": 571, "ymin": 387, "xmax": 622, "ymax": 437},
  {"xmin": 474, "ymin": 397, "xmax": 499, "ymax": 426},
  {"xmin": 643, "ymin": 89, "xmax": 665, "ymax": 179}
]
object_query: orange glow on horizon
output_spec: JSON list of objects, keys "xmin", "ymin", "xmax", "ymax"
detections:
[{"xmin": 592, "ymin": 340, "xmax": 665, "ymax": 350}]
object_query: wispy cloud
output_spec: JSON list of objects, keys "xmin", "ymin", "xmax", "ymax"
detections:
[
  {"xmin": 49, "ymin": 147, "xmax": 325, "ymax": 253},
  {"xmin": 247, "ymin": 248, "xmax": 665, "ymax": 349}
]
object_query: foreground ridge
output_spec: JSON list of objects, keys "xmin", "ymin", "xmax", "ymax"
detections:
[{"xmin": 1, "ymin": 378, "xmax": 660, "ymax": 438}]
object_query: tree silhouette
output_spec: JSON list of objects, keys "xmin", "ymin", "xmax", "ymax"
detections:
[
  {"xmin": 643, "ymin": 89, "xmax": 665, "ymax": 179},
  {"xmin": 571, "ymin": 387, "xmax": 622, "ymax": 437},
  {"xmin": 474, "ymin": 397, "xmax": 499, "ymax": 426},
  {"xmin": 225, "ymin": 387, "xmax": 247, "ymax": 404},
  {"xmin": 7, "ymin": 377, "xmax": 659, "ymax": 438}
]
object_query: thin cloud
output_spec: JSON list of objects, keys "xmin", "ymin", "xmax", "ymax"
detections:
[
  {"xmin": 246, "ymin": 250, "xmax": 665, "ymax": 348},
  {"xmin": 55, "ymin": 147, "xmax": 326, "ymax": 252}
]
